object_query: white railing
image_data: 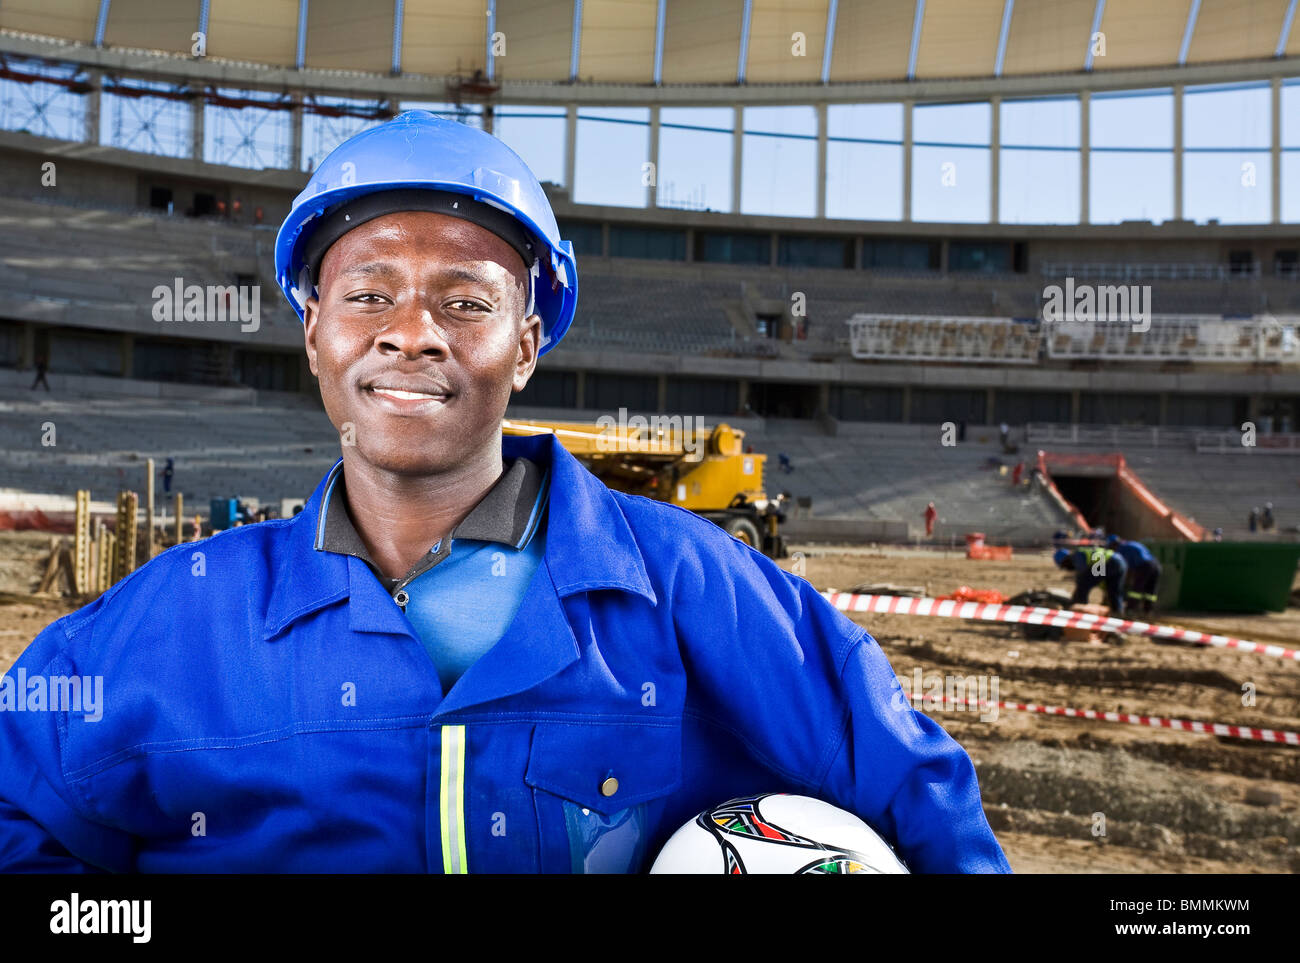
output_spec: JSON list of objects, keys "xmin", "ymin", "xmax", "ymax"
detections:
[
  {"xmin": 847, "ymin": 313, "xmax": 1300, "ymax": 365},
  {"xmin": 1039, "ymin": 261, "xmax": 1262, "ymax": 281},
  {"xmin": 846, "ymin": 314, "xmax": 1041, "ymax": 365},
  {"xmin": 1025, "ymin": 424, "xmax": 1201, "ymax": 448},
  {"xmin": 1193, "ymin": 432, "xmax": 1300, "ymax": 454},
  {"xmin": 1043, "ymin": 316, "xmax": 1300, "ymax": 363},
  {"xmin": 1026, "ymin": 423, "xmax": 1300, "ymax": 453}
]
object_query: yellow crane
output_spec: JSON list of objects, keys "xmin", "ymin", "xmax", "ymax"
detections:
[{"xmin": 502, "ymin": 417, "xmax": 788, "ymax": 557}]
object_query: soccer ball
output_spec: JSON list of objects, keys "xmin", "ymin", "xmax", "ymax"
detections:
[{"xmin": 649, "ymin": 793, "xmax": 909, "ymax": 874}]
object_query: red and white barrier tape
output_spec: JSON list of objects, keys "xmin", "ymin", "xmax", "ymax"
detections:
[
  {"xmin": 918, "ymin": 695, "xmax": 1300, "ymax": 745},
  {"xmin": 824, "ymin": 592, "xmax": 1300, "ymax": 662}
]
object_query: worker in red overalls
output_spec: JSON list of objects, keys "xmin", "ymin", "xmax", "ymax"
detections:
[{"xmin": 924, "ymin": 502, "xmax": 937, "ymax": 537}]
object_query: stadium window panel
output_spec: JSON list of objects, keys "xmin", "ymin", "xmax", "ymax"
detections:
[
  {"xmin": 235, "ymin": 350, "xmax": 300, "ymax": 393},
  {"xmin": 741, "ymin": 106, "xmax": 817, "ymax": 218},
  {"xmin": 862, "ymin": 239, "xmax": 939, "ymax": 271},
  {"xmin": 494, "ymin": 105, "xmax": 566, "ymax": 188},
  {"xmin": 133, "ymin": 339, "xmax": 193, "ymax": 383},
  {"xmin": 911, "ymin": 102, "xmax": 991, "ymax": 224},
  {"xmin": 1182, "ymin": 83, "xmax": 1271, "ymax": 225},
  {"xmin": 509, "ymin": 369, "xmax": 578, "ymax": 410},
  {"xmin": 299, "ymin": 97, "xmax": 395, "ymax": 172},
  {"xmin": 1089, "ymin": 89, "xmax": 1174, "ymax": 224},
  {"xmin": 610, "ymin": 226, "xmax": 687, "ymax": 261},
  {"xmin": 101, "ymin": 78, "xmax": 192, "ymax": 159},
  {"xmin": 575, "ymin": 107, "xmax": 651, "ymax": 208},
  {"xmin": 910, "ymin": 389, "xmax": 987, "ymax": 425},
  {"xmin": 666, "ymin": 378, "xmax": 739, "ymax": 416},
  {"xmin": 1280, "ymin": 82, "xmax": 1299, "ymax": 223},
  {"xmin": 48, "ymin": 328, "xmax": 122, "ymax": 377},
  {"xmin": 695, "ymin": 231, "xmax": 771, "ymax": 265},
  {"xmin": 995, "ymin": 391, "xmax": 1072, "ymax": 424},
  {"xmin": 1285, "ymin": 152, "xmax": 1300, "ymax": 225},
  {"xmin": 826, "ymin": 104, "xmax": 904, "ymax": 221},
  {"xmin": 948, "ymin": 241, "xmax": 1012, "ymax": 273},
  {"xmin": 556, "ymin": 220, "xmax": 604, "ymax": 257},
  {"xmin": 658, "ymin": 107, "xmax": 734, "ymax": 213},
  {"xmin": 0, "ymin": 57, "xmax": 86, "ymax": 141},
  {"xmin": 584, "ymin": 373, "xmax": 659, "ymax": 412},
  {"xmin": 204, "ymin": 90, "xmax": 293, "ymax": 171},
  {"xmin": 0, "ymin": 320, "xmax": 22, "ymax": 368},
  {"xmin": 1164, "ymin": 394, "xmax": 1242, "ymax": 428},
  {"xmin": 999, "ymin": 98, "xmax": 1081, "ymax": 225},
  {"xmin": 778, "ymin": 235, "xmax": 853, "ymax": 269},
  {"xmin": 1078, "ymin": 393, "xmax": 1161, "ymax": 426},
  {"xmin": 831, "ymin": 385, "xmax": 905, "ymax": 422}
]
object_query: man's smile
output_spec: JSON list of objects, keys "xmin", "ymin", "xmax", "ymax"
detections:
[{"xmin": 362, "ymin": 380, "xmax": 455, "ymax": 412}]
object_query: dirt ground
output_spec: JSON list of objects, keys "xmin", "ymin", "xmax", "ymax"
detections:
[
  {"xmin": 1, "ymin": 531, "xmax": 1297, "ymax": 873},
  {"xmin": 782, "ymin": 543, "xmax": 1300, "ymax": 874}
]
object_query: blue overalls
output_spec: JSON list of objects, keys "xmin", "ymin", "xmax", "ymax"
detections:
[{"xmin": 0, "ymin": 433, "xmax": 1011, "ymax": 873}]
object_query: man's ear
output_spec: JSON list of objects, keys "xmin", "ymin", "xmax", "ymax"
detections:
[
  {"xmin": 512, "ymin": 313, "xmax": 542, "ymax": 393},
  {"xmin": 303, "ymin": 296, "xmax": 321, "ymax": 377}
]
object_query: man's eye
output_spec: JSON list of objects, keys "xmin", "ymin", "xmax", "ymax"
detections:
[
  {"xmin": 345, "ymin": 293, "xmax": 387, "ymax": 304},
  {"xmin": 448, "ymin": 299, "xmax": 488, "ymax": 312}
]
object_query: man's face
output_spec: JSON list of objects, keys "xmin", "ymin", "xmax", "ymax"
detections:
[{"xmin": 303, "ymin": 211, "xmax": 540, "ymax": 476}]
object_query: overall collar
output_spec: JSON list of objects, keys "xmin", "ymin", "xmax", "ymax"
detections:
[
  {"xmin": 263, "ymin": 432, "xmax": 658, "ymax": 642},
  {"xmin": 315, "ymin": 454, "xmax": 547, "ymax": 590}
]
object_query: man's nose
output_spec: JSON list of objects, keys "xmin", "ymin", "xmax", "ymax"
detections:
[{"xmin": 375, "ymin": 299, "xmax": 449, "ymax": 357}]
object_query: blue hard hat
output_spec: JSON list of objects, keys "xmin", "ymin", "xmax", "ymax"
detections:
[
  {"xmin": 275, "ymin": 110, "xmax": 578, "ymax": 355},
  {"xmin": 1053, "ymin": 548, "xmax": 1072, "ymax": 567}
]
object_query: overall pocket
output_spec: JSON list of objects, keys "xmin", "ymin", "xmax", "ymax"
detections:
[{"xmin": 525, "ymin": 721, "xmax": 681, "ymax": 874}]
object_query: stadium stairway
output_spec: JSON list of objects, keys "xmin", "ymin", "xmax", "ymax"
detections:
[{"xmin": 739, "ymin": 422, "xmax": 1073, "ymax": 543}]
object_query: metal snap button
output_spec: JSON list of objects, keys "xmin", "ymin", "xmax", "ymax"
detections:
[
  {"xmin": 600, "ymin": 776, "xmax": 619, "ymax": 797},
  {"xmin": 394, "ymin": 590, "xmax": 409, "ymax": 606}
]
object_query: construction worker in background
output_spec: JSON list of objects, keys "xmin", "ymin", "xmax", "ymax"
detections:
[
  {"xmin": 1011, "ymin": 461, "xmax": 1024, "ymax": 487},
  {"xmin": 1262, "ymin": 502, "xmax": 1275, "ymax": 531},
  {"xmin": 924, "ymin": 501, "xmax": 938, "ymax": 537},
  {"xmin": 1054, "ymin": 544, "xmax": 1129, "ymax": 616},
  {"xmin": 1106, "ymin": 535, "xmax": 1161, "ymax": 614},
  {"xmin": 0, "ymin": 111, "xmax": 1008, "ymax": 875}
]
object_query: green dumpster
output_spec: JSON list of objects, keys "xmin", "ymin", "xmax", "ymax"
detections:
[{"xmin": 1148, "ymin": 541, "xmax": 1300, "ymax": 613}]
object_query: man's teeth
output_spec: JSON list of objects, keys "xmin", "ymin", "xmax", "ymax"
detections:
[{"xmin": 373, "ymin": 388, "xmax": 446, "ymax": 400}]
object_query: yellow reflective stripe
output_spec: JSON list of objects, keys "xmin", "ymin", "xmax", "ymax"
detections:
[{"xmin": 439, "ymin": 724, "xmax": 468, "ymax": 874}]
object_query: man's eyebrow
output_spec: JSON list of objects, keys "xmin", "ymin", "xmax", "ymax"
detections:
[
  {"xmin": 337, "ymin": 261, "xmax": 401, "ymax": 280},
  {"xmin": 337, "ymin": 263, "xmax": 505, "ymax": 288},
  {"xmin": 439, "ymin": 266, "xmax": 495, "ymax": 287}
]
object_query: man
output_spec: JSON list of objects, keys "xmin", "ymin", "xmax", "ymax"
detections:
[
  {"xmin": 1106, "ymin": 534, "xmax": 1161, "ymax": 615},
  {"xmin": 0, "ymin": 112, "xmax": 1008, "ymax": 874},
  {"xmin": 1054, "ymin": 544, "xmax": 1128, "ymax": 616},
  {"xmin": 924, "ymin": 501, "xmax": 938, "ymax": 537},
  {"xmin": 29, "ymin": 353, "xmax": 49, "ymax": 392}
]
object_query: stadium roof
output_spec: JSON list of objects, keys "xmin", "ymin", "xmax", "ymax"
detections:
[{"xmin": 0, "ymin": 0, "xmax": 1296, "ymax": 96}]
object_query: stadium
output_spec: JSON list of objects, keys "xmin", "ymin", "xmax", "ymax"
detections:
[{"xmin": 0, "ymin": 0, "xmax": 1297, "ymax": 877}]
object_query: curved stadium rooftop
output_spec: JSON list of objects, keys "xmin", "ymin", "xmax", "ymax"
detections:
[{"xmin": 1, "ymin": 0, "xmax": 1298, "ymax": 90}]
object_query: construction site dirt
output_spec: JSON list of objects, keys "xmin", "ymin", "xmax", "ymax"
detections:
[{"xmin": 1, "ymin": 530, "xmax": 1296, "ymax": 874}]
